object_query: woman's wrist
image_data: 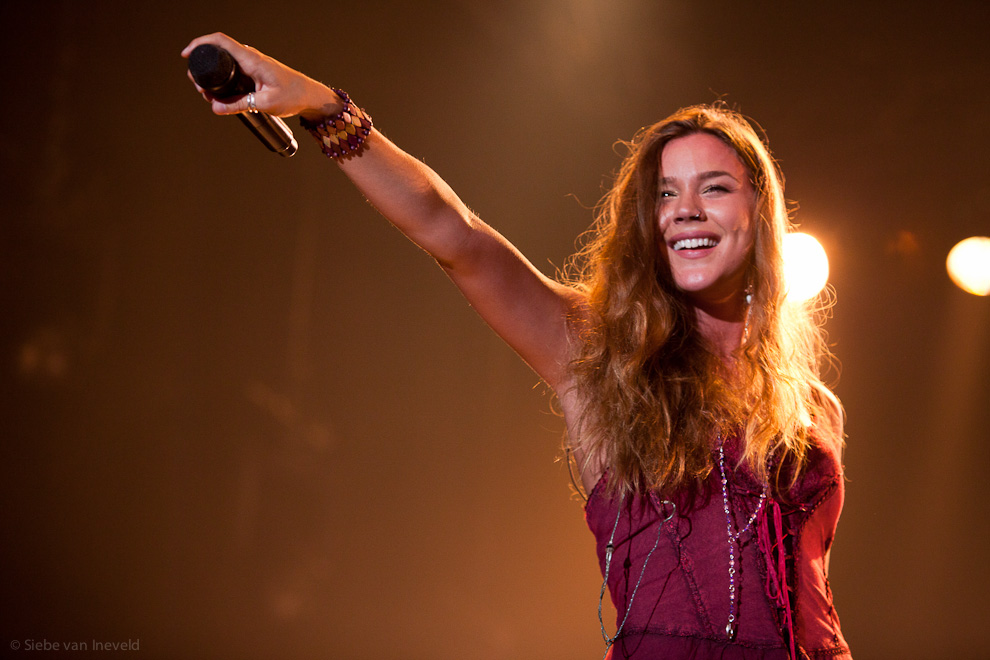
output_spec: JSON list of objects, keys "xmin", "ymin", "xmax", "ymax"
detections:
[
  {"xmin": 298, "ymin": 87, "xmax": 373, "ymax": 160},
  {"xmin": 297, "ymin": 81, "xmax": 344, "ymax": 123}
]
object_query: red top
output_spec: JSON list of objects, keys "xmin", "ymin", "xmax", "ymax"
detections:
[{"xmin": 585, "ymin": 434, "xmax": 852, "ymax": 659}]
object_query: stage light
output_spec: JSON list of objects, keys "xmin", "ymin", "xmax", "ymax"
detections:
[
  {"xmin": 782, "ymin": 232, "xmax": 829, "ymax": 303},
  {"xmin": 946, "ymin": 236, "xmax": 990, "ymax": 296}
]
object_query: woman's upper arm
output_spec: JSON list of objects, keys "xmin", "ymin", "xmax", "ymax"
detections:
[
  {"xmin": 336, "ymin": 132, "xmax": 584, "ymax": 389},
  {"xmin": 437, "ymin": 212, "xmax": 583, "ymax": 390}
]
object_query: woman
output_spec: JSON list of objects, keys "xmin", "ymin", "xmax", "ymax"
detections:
[{"xmin": 183, "ymin": 33, "xmax": 852, "ymax": 659}]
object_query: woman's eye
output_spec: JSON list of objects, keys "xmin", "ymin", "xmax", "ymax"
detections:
[
  {"xmin": 660, "ymin": 190, "xmax": 675, "ymax": 199},
  {"xmin": 704, "ymin": 184, "xmax": 729, "ymax": 194}
]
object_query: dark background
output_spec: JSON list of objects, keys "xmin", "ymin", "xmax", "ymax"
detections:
[{"xmin": 2, "ymin": 1, "xmax": 988, "ymax": 658}]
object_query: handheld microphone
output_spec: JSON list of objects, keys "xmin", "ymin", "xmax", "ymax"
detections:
[{"xmin": 188, "ymin": 44, "xmax": 298, "ymax": 157}]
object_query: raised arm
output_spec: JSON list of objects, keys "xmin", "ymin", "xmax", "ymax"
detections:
[{"xmin": 181, "ymin": 33, "xmax": 581, "ymax": 390}]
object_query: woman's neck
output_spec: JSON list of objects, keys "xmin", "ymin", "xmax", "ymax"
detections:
[{"xmin": 692, "ymin": 296, "xmax": 748, "ymax": 359}]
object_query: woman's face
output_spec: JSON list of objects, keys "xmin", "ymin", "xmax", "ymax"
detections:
[{"xmin": 657, "ymin": 132, "xmax": 757, "ymax": 308}]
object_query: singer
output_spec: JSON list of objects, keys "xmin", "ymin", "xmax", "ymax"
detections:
[{"xmin": 182, "ymin": 33, "xmax": 852, "ymax": 659}]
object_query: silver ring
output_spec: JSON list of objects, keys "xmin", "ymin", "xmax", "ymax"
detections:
[{"xmin": 246, "ymin": 92, "xmax": 257, "ymax": 114}]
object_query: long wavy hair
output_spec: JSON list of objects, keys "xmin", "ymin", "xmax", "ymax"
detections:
[{"xmin": 564, "ymin": 104, "xmax": 842, "ymax": 498}]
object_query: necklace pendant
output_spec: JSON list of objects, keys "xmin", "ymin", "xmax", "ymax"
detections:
[{"xmin": 726, "ymin": 621, "xmax": 736, "ymax": 640}]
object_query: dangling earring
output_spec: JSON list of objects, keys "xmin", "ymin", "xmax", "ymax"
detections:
[{"xmin": 741, "ymin": 284, "xmax": 754, "ymax": 345}]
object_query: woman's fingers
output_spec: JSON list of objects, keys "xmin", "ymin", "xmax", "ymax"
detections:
[
  {"xmin": 180, "ymin": 31, "xmax": 241, "ymax": 59},
  {"xmin": 213, "ymin": 94, "xmax": 254, "ymax": 116}
]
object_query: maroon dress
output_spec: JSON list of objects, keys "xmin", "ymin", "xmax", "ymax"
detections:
[{"xmin": 585, "ymin": 434, "xmax": 852, "ymax": 659}]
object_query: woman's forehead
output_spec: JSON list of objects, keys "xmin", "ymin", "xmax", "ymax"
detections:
[{"xmin": 659, "ymin": 133, "xmax": 749, "ymax": 181}]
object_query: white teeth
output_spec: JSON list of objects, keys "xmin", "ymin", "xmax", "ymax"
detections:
[{"xmin": 672, "ymin": 237, "xmax": 718, "ymax": 251}]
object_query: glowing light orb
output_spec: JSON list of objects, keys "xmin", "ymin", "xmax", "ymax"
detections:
[
  {"xmin": 946, "ymin": 236, "xmax": 990, "ymax": 296},
  {"xmin": 782, "ymin": 233, "xmax": 829, "ymax": 303}
]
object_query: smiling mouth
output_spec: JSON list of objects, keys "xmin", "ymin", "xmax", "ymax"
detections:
[{"xmin": 672, "ymin": 237, "xmax": 719, "ymax": 251}]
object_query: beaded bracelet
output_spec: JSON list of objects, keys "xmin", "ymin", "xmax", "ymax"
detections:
[{"xmin": 299, "ymin": 88, "xmax": 374, "ymax": 159}]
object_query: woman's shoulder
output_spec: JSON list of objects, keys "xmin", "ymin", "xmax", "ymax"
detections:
[
  {"xmin": 785, "ymin": 421, "xmax": 845, "ymax": 507},
  {"xmin": 808, "ymin": 424, "xmax": 844, "ymax": 474},
  {"xmin": 810, "ymin": 382, "xmax": 844, "ymax": 451}
]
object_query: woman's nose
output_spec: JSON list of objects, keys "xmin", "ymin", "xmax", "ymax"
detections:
[{"xmin": 674, "ymin": 194, "xmax": 704, "ymax": 223}]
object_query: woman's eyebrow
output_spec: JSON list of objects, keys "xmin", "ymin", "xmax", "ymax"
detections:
[
  {"xmin": 699, "ymin": 170, "xmax": 738, "ymax": 181},
  {"xmin": 660, "ymin": 170, "xmax": 738, "ymax": 186}
]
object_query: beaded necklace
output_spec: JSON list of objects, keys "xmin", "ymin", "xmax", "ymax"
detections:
[
  {"xmin": 718, "ymin": 441, "xmax": 769, "ymax": 639},
  {"xmin": 719, "ymin": 286, "xmax": 770, "ymax": 638}
]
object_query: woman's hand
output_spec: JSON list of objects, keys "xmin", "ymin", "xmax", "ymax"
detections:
[{"xmin": 181, "ymin": 32, "xmax": 340, "ymax": 122}]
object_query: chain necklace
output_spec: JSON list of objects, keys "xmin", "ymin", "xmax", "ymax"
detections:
[
  {"xmin": 596, "ymin": 442, "xmax": 768, "ymax": 651},
  {"xmin": 598, "ymin": 493, "xmax": 675, "ymax": 658},
  {"xmin": 718, "ymin": 441, "xmax": 768, "ymax": 640}
]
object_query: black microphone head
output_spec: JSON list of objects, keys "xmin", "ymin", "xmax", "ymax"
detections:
[{"xmin": 188, "ymin": 44, "xmax": 253, "ymax": 97}]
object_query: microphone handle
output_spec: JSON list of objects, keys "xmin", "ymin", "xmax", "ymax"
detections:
[{"xmin": 238, "ymin": 113, "xmax": 298, "ymax": 156}]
